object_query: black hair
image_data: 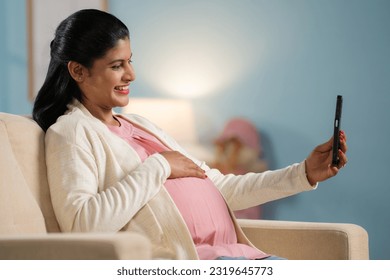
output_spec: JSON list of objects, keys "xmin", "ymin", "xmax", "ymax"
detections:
[{"xmin": 32, "ymin": 9, "xmax": 129, "ymax": 131}]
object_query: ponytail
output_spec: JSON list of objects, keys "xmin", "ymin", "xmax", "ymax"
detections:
[{"xmin": 32, "ymin": 58, "xmax": 81, "ymax": 131}]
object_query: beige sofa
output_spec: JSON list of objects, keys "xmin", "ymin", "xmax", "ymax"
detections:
[{"xmin": 0, "ymin": 112, "xmax": 369, "ymax": 259}]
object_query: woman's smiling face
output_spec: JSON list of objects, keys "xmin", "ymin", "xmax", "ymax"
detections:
[{"xmin": 78, "ymin": 37, "xmax": 135, "ymax": 115}]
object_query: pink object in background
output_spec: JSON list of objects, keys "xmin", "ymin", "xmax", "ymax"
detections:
[
  {"xmin": 215, "ymin": 118, "xmax": 261, "ymax": 153},
  {"xmin": 213, "ymin": 117, "xmax": 268, "ymax": 219}
]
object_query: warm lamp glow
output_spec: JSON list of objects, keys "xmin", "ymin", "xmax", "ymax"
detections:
[
  {"xmin": 146, "ymin": 47, "xmax": 226, "ymax": 98},
  {"xmin": 136, "ymin": 31, "xmax": 260, "ymax": 98},
  {"xmin": 122, "ymin": 98, "xmax": 197, "ymax": 143}
]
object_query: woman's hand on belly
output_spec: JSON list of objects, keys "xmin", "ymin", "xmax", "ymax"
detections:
[{"xmin": 160, "ymin": 151, "xmax": 207, "ymax": 179}]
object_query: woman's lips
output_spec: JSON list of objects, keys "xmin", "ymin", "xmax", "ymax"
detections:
[{"xmin": 114, "ymin": 85, "xmax": 130, "ymax": 95}]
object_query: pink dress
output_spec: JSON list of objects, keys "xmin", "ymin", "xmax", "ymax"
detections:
[{"xmin": 108, "ymin": 117, "xmax": 268, "ymax": 260}]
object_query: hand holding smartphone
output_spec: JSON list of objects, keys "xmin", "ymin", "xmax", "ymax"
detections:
[{"xmin": 332, "ymin": 95, "xmax": 343, "ymax": 166}]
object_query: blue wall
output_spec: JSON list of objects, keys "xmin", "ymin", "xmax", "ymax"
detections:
[
  {"xmin": 110, "ymin": 0, "xmax": 390, "ymax": 259},
  {"xmin": 0, "ymin": 0, "xmax": 30, "ymax": 114},
  {"xmin": 0, "ymin": 0, "xmax": 389, "ymax": 259}
]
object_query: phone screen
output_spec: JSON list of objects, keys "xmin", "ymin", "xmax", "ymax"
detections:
[{"xmin": 332, "ymin": 95, "xmax": 343, "ymax": 166}]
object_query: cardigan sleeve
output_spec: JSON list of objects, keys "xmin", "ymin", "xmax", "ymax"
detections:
[
  {"xmin": 205, "ymin": 161, "xmax": 317, "ymax": 211},
  {"xmin": 45, "ymin": 123, "xmax": 171, "ymax": 233}
]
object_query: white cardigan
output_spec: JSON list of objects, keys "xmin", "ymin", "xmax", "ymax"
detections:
[{"xmin": 45, "ymin": 99, "xmax": 316, "ymax": 259}]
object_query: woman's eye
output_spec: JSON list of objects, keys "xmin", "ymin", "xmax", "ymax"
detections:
[{"xmin": 111, "ymin": 64, "xmax": 121, "ymax": 70}]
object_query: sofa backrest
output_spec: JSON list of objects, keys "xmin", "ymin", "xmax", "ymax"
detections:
[{"xmin": 0, "ymin": 113, "xmax": 60, "ymax": 234}]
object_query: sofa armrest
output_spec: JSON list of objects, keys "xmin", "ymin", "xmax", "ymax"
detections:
[
  {"xmin": 0, "ymin": 232, "xmax": 151, "ymax": 260},
  {"xmin": 238, "ymin": 219, "xmax": 369, "ymax": 260}
]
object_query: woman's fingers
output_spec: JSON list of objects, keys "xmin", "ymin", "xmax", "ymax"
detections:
[{"xmin": 160, "ymin": 151, "xmax": 206, "ymax": 179}]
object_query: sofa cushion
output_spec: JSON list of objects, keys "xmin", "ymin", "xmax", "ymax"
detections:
[{"xmin": 0, "ymin": 113, "xmax": 60, "ymax": 233}]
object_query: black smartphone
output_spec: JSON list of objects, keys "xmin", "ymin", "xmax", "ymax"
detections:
[{"xmin": 332, "ymin": 95, "xmax": 343, "ymax": 166}]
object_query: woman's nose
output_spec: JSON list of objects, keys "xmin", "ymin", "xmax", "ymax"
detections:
[{"xmin": 123, "ymin": 63, "xmax": 135, "ymax": 82}]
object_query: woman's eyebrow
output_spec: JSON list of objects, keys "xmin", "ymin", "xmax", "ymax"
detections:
[
  {"xmin": 108, "ymin": 59, "xmax": 124, "ymax": 65},
  {"xmin": 108, "ymin": 53, "xmax": 133, "ymax": 65}
]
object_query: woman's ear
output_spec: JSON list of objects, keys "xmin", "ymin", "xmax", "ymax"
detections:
[{"xmin": 67, "ymin": 61, "xmax": 86, "ymax": 82}]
